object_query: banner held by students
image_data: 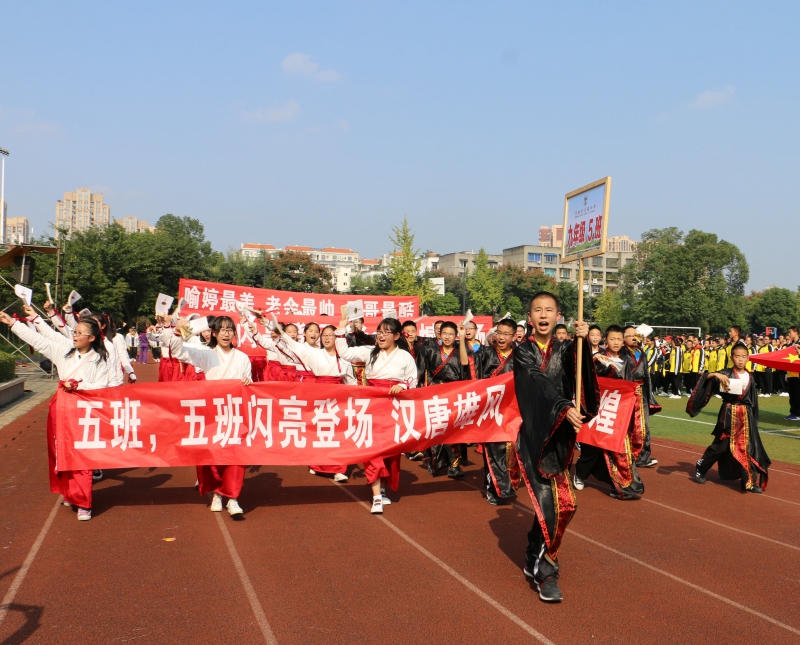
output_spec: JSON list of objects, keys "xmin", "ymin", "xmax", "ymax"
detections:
[
  {"xmin": 53, "ymin": 373, "xmax": 521, "ymax": 471},
  {"xmin": 577, "ymin": 376, "xmax": 637, "ymax": 454}
]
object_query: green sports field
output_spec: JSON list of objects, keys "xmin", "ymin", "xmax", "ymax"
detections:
[{"xmin": 649, "ymin": 394, "xmax": 800, "ymax": 465}]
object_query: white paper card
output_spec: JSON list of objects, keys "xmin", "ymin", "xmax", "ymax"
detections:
[
  {"xmin": 636, "ymin": 324, "xmax": 654, "ymax": 338},
  {"xmin": 78, "ymin": 308, "xmax": 93, "ymax": 317},
  {"xmin": 155, "ymin": 293, "xmax": 174, "ymax": 315},
  {"xmin": 14, "ymin": 284, "xmax": 32, "ymax": 305},
  {"xmin": 68, "ymin": 290, "xmax": 82, "ymax": 307},
  {"xmin": 346, "ymin": 299, "xmax": 364, "ymax": 321},
  {"xmin": 727, "ymin": 379, "xmax": 743, "ymax": 396},
  {"xmin": 462, "ymin": 309, "xmax": 474, "ymax": 327}
]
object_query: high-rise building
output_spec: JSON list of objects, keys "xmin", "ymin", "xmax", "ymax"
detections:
[
  {"xmin": 6, "ymin": 216, "xmax": 30, "ymax": 244},
  {"xmin": 115, "ymin": 215, "xmax": 154, "ymax": 234},
  {"xmin": 606, "ymin": 235, "xmax": 637, "ymax": 252},
  {"xmin": 55, "ymin": 187, "xmax": 110, "ymax": 237},
  {"xmin": 538, "ymin": 224, "xmax": 565, "ymax": 248}
]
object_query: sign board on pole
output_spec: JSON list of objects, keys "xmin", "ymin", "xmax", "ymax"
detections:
[{"xmin": 561, "ymin": 176, "xmax": 612, "ymax": 263}]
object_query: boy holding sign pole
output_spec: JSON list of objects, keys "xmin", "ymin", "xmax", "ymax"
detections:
[{"xmin": 513, "ymin": 292, "xmax": 599, "ymax": 602}]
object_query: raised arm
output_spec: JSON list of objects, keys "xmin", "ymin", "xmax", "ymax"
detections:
[
  {"xmin": 3, "ymin": 318, "xmax": 64, "ymax": 362},
  {"xmin": 162, "ymin": 327, "xmax": 216, "ymax": 372}
]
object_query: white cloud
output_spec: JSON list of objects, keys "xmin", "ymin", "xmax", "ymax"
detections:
[
  {"xmin": 334, "ymin": 119, "xmax": 349, "ymax": 132},
  {"xmin": 281, "ymin": 53, "xmax": 340, "ymax": 82},
  {"xmin": 690, "ymin": 86, "xmax": 735, "ymax": 110},
  {"xmin": 241, "ymin": 100, "xmax": 300, "ymax": 124}
]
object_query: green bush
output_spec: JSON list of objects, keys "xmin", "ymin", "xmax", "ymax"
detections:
[{"xmin": 0, "ymin": 352, "xmax": 15, "ymax": 382}]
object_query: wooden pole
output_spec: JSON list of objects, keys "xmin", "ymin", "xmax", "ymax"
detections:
[{"xmin": 575, "ymin": 255, "xmax": 584, "ymax": 416}]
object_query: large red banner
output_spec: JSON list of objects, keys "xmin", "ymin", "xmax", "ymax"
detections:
[
  {"xmin": 178, "ymin": 278, "xmax": 492, "ymax": 353},
  {"xmin": 577, "ymin": 377, "xmax": 637, "ymax": 453},
  {"xmin": 54, "ymin": 373, "xmax": 520, "ymax": 471},
  {"xmin": 749, "ymin": 345, "xmax": 800, "ymax": 373}
]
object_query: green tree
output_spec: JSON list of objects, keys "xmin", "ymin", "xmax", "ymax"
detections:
[
  {"xmin": 430, "ymin": 293, "xmax": 461, "ymax": 315},
  {"xmin": 466, "ymin": 249, "xmax": 503, "ymax": 315},
  {"xmin": 620, "ymin": 228, "xmax": 749, "ymax": 333},
  {"xmin": 262, "ymin": 251, "xmax": 333, "ymax": 293},
  {"xmin": 497, "ymin": 265, "xmax": 558, "ymax": 311},
  {"xmin": 748, "ymin": 287, "xmax": 798, "ymax": 334},
  {"xmin": 592, "ymin": 289, "xmax": 625, "ymax": 329},
  {"xmin": 557, "ymin": 280, "xmax": 579, "ymax": 321},
  {"xmin": 209, "ymin": 250, "xmax": 268, "ymax": 288},
  {"xmin": 387, "ymin": 217, "xmax": 436, "ymax": 307},
  {"xmin": 350, "ymin": 273, "xmax": 390, "ymax": 296},
  {"xmin": 500, "ymin": 296, "xmax": 524, "ymax": 321}
]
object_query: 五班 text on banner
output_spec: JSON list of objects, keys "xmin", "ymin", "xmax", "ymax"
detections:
[{"xmin": 53, "ymin": 373, "xmax": 521, "ymax": 471}]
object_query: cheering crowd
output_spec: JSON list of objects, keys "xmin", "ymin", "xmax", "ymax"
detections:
[{"xmin": 0, "ymin": 291, "xmax": 790, "ymax": 603}]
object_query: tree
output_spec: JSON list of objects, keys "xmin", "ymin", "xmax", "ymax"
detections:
[
  {"xmin": 557, "ymin": 280, "xmax": 579, "ymax": 321},
  {"xmin": 466, "ymin": 249, "xmax": 503, "ymax": 315},
  {"xmin": 620, "ymin": 228, "xmax": 749, "ymax": 333},
  {"xmin": 430, "ymin": 293, "xmax": 461, "ymax": 315},
  {"xmin": 350, "ymin": 273, "xmax": 390, "ymax": 296},
  {"xmin": 748, "ymin": 287, "xmax": 798, "ymax": 334},
  {"xmin": 209, "ymin": 250, "xmax": 268, "ymax": 288},
  {"xmin": 387, "ymin": 217, "xmax": 437, "ymax": 307},
  {"xmin": 262, "ymin": 251, "xmax": 333, "ymax": 293},
  {"xmin": 592, "ymin": 289, "xmax": 625, "ymax": 329},
  {"xmin": 501, "ymin": 296, "xmax": 524, "ymax": 321}
]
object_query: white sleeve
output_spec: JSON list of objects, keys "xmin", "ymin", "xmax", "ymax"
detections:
[
  {"xmin": 48, "ymin": 311, "xmax": 72, "ymax": 338},
  {"xmin": 65, "ymin": 311, "xmax": 78, "ymax": 331},
  {"xmin": 33, "ymin": 316, "xmax": 75, "ymax": 347},
  {"xmin": 9, "ymin": 320, "xmax": 63, "ymax": 361},
  {"xmin": 334, "ymin": 335, "xmax": 372, "ymax": 363},
  {"xmin": 253, "ymin": 333, "xmax": 277, "ymax": 351},
  {"xmin": 105, "ymin": 340, "xmax": 122, "ymax": 387},
  {"xmin": 401, "ymin": 353, "xmax": 418, "ymax": 389},
  {"xmin": 165, "ymin": 331, "xmax": 216, "ymax": 372},
  {"xmin": 114, "ymin": 335, "xmax": 134, "ymax": 375},
  {"xmin": 78, "ymin": 358, "xmax": 109, "ymax": 390},
  {"xmin": 239, "ymin": 351, "xmax": 252, "ymax": 380}
]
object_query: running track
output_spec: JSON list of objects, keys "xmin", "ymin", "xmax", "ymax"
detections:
[{"xmin": 1, "ymin": 365, "xmax": 799, "ymax": 645}]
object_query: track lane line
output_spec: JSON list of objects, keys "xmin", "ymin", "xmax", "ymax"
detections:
[
  {"xmin": 0, "ymin": 496, "xmax": 62, "ymax": 630},
  {"xmin": 655, "ymin": 414, "xmax": 800, "ymax": 441},
  {"xmin": 478, "ymin": 485, "xmax": 800, "ymax": 637},
  {"xmin": 335, "ymin": 485, "xmax": 556, "ymax": 645},
  {"xmin": 214, "ymin": 513, "xmax": 279, "ymax": 645}
]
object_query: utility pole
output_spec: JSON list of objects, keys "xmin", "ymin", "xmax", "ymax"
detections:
[{"xmin": 0, "ymin": 147, "xmax": 9, "ymax": 245}]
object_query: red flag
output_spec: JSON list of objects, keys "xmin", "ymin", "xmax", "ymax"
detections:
[
  {"xmin": 749, "ymin": 346, "xmax": 800, "ymax": 372},
  {"xmin": 577, "ymin": 377, "xmax": 638, "ymax": 453}
]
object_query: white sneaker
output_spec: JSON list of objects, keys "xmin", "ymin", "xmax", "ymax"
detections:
[
  {"xmin": 780, "ymin": 392, "xmax": 790, "ymax": 397},
  {"xmin": 77, "ymin": 508, "xmax": 92, "ymax": 521},
  {"xmin": 333, "ymin": 473, "xmax": 348, "ymax": 482},
  {"xmin": 573, "ymin": 474, "xmax": 584, "ymax": 491},
  {"xmin": 380, "ymin": 488, "xmax": 392, "ymax": 505},
  {"xmin": 62, "ymin": 500, "xmax": 71, "ymax": 507},
  {"xmin": 210, "ymin": 493, "xmax": 223, "ymax": 512},
  {"xmin": 226, "ymin": 498, "xmax": 243, "ymax": 516},
  {"xmin": 668, "ymin": 394, "xmax": 681, "ymax": 399},
  {"xmin": 308, "ymin": 468, "xmax": 316, "ymax": 475},
  {"xmin": 714, "ymin": 394, "xmax": 722, "ymax": 399},
  {"xmin": 371, "ymin": 497, "xmax": 383, "ymax": 514}
]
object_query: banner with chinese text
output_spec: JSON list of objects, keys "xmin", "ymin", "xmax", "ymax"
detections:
[
  {"xmin": 577, "ymin": 377, "xmax": 637, "ymax": 453},
  {"xmin": 53, "ymin": 373, "xmax": 520, "ymax": 471}
]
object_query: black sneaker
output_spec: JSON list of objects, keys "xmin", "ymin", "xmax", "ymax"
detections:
[
  {"xmin": 486, "ymin": 489, "xmax": 506, "ymax": 506},
  {"xmin": 447, "ymin": 466, "xmax": 465, "ymax": 479},
  {"xmin": 694, "ymin": 469, "xmax": 706, "ymax": 485},
  {"xmin": 526, "ymin": 570, "xmax": 562, "ymax": 602},
  {"xmin": 609, "ymin": 490, "xmax": 637, "ymax": 500},
  {"xmin": 92, "ymin": 470, "xmax": 103, "ymax": 482},
  {"xmin": 747, "ymin": 485, "xmax": 763, "ymax": 494}
]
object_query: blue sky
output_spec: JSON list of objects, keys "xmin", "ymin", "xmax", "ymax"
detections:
[{"xmin": 2, "ymin": 1, "xmax": 798, "ymax": 291}]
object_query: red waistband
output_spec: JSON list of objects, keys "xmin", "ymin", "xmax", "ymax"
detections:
[
  {"xmin": 315, "ymin": 375, "xmax": 344, "ymax": 384},
  {"xmin": 367, "ymin": 378, "xmax": 398, "ymax": 388}
]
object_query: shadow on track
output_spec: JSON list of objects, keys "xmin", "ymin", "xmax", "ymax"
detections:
[{"xmin": 0, "ymin": 603, "xmax": 43, "ymax": 645}]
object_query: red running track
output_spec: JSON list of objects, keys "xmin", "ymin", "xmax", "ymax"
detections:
[{"xmin": 0, "ymin": 363, "xmax": 798, "ymax": 644}]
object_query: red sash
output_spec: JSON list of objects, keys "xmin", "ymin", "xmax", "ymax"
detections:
[
  {"xmin": 367, "ymin": 378, "xmax": 396, "ymax": 389},
  {"xmin": 490, "ymin": 349, "xmax": 513, "ymax": 377},
  {"xmin": 315, "ymin": 375, "xmax": 344, "ymax": 385},
  {"xmin": 432, "ymin": 347, "xmax": 457, "ymax": 379},
  {"xmin": 296, "ymin": 370, "xmax": 316, "ymax": 383}
]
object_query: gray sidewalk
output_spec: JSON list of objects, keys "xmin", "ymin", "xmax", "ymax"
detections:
[{"xmin": 0, "ymin": 367, "xmax": 57, "ymax": 429}]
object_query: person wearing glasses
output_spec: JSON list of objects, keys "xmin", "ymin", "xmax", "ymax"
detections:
[
  {"xmin": 0, "ymin": 306, "xmax": 109, "ymax": 521},
  {"xmin": 163, "ymin": 315, "xmax": 252, "ymax": 518},
  {"xmin": 334, "ymin": 312, "xmax": 417, "ymax": 514},
  {"xmin": 460, "ymin": 317, "xmax": 519, "ymax": 505}
]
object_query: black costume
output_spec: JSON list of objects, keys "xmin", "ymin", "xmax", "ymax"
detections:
[
  {"xmin": 687, "ymin": 369, "xmax": 770, "ymax": 491},
  {"xmin": 513, "ymin": 337, "xmax": 599, "ymax": 586},
  {"xmin": 468, "ymin": 345, "xmax": 518, "ymax": 504},
  {"xmin": 575, "ymin": 348, "xmax": 648, "ymax": 498},
  {"xmin": 424, "ymin": 343, "xmax": 467, "ymax": 475}
]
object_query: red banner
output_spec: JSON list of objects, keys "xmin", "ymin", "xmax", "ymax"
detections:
[
  {"xmin": 577, "ymin": 377, "xmax": 637, "ymax": 453},
  {"xmin": 53, "ymin": 373, "xmax": 520, "ymax": 471}
]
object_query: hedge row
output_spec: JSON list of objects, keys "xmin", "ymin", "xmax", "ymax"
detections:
[{"xmin": 0, "ymin": 353, "xmax": 15, "ymax": 382}]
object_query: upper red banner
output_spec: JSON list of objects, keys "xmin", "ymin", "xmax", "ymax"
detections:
[
  {"xmin": 54, "ymin": 373, "xmax": 520, "ymax": 471},
  {"xmin": 577, "ymin": 377, "xmax": 637, "ymax": 453}
]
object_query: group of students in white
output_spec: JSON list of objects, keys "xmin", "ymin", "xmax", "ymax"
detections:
[{"xmin": 0, "ymin": 298, "xmax": 424, "ymax": 522}]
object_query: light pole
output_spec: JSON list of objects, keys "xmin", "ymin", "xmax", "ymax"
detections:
[{"xmin": 0, "ymin": 147, "xmax": 8, "ymax": 245}]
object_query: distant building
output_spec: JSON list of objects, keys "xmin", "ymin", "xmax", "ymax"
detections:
[
  {"xmin": 502, "ymin": 243, "xmax": 636, "ymax": 294},
  {"xmin": 5, "ymin": 216, "xmax": 30, "ymax": 245},
  {"xmin": 606, "ymin": 235, "xmax": 637, "ymax": 252},
  {"xmin": 437, "ymin": 250, "xmax": 503, "ymax": 276},
  {"xmin": 538, "ymin": 224, "xmax": 564, "ymax": 248},
  {"xmin": 55, "ymin": 187, "xmax": 110, "ymax": 237},
  {"xmin": 115, "ymin": 215, "xmax": 154, "ymax": 234},
  {"xmin": 239, "ymin": 243, "xmax": 278, "ymax": 259}
]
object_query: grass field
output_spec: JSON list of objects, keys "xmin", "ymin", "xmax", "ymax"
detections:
[{"xmin": 649, "ymin": 393, "xmax": 800, "ymax": 465}]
